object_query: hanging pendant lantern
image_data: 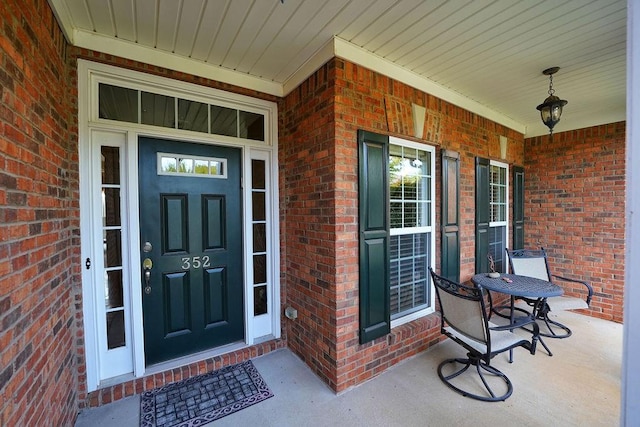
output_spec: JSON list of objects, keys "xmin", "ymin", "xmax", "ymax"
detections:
[{"xmin": 536, "ymin": 67, "xmax": 568, "ymax": 137}]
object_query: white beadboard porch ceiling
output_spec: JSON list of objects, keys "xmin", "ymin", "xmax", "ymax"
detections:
[{"xmin": 49, "ymin": 0, "xmax": 626, "ymax": 137}]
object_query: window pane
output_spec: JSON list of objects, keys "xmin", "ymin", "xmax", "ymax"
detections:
[
  {"xmin": 403, "ymin": 202, "xmax": 418, "ymax": 227},
  {"xmin": 209, "ymin": 160, "xmax": 223, "ymax": 176},
  {"xmin": 254, "ymin": 285, "xmax": 268, "ymax": 316},
  {"xmin": 178, "ymin": 99, "xmax": 208, "ymax": 132},
  {"xmin": 141, "ymin": 91, "xmax": 175, "ymax": 128},
  {"xmin": 178, "ymin": 158, "xmax": 193, "ymax": 173},
  {"xmin": 103, "ymin": 230, "xmax": 122, "ymax": 267},
  {"xmin": 252, "ymin": 160, "xmax": 266, "ymax": 189},
  {"xmin": 489, "ymin": 226, "xmax": 507, "ymax": 272},
  {"xmin": 390, "ymin": 202, "xmax": 402, "ymax": 228},
  {"xmin": 211, "ymin": 105, "xmax": 237, "ymax": 137},
  {"xmin": 106, "ymin": 310, "xmax": 126, "ymax": 349},
  {"xmin": 194, "ymin": 160, "xmax": 209, "ymax": 175},
  {"xmin": 99, "ymin": 84, "xmax": 138, "ymax": 123},
  {"xmin": 253, "ymin": 223, "xmax": 266, "ymax": 252},
  {"xmin": 389, "ymin": 145, "xmax": 431, "ymax": 231},
  {"xmin": 253, "ymin": 254, "xmax": 266, "ymax": 284},
  {"xmin": 105, "ymin": 270, "xmax": 123, "ymax": 309},
  {"xmin": 253, "ymin": 192, "xmax": 266, "ymax": 221},
  {"xmin": 390, "ymin": 233, "xmax": 430, "ymax": 317},
  {"xmin": 161, "ymin": 156, "xmax": 177, "ymax": 173},
  {"xmin": 239, "ymin": 111, "xmax": 264, "ymax": 141},
  {"xmin": 102, "ymin": 188, "xmax": 121, "ymax": 227},
  {"xmin": 101, "ymin": 146, "xmax": 121, "ymax": 185}
]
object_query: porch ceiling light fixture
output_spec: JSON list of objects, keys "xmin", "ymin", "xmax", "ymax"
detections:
[{"xmin": 536, "ymin": 66, "xmax": 567, "ymax": 137}]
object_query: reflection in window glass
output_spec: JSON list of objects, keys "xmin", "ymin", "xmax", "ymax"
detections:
[
  {"xmin": 161, "ymin": 156, "xmax": 177, "ymax": 173},
  {"xmin": 178, "ymin": 99, "xmax": 208, "ymax": 132},
  {"xmin": 99, "ymin": 84, "xmax": 138, "ymax": 123},
  {"xmin": 178, "ymin": 158, "xmax": 193, "ymax": 173},
  {"xmin": 390, "ymin": 145, "xmax": 431, "ymax": 229},
  {"xmin": 239, "ymin": 111, "xmax": 264, "ymax": 141},
  {"xmin": 211, "ymin": 105, "xmax": 237, "ymax": 137},
  {"xmin": 141, "ymin": 91, "xmax": 175, "ymax": 128},
  {"xmin": 210, "ymin": 161, "xmax": 223, "ymax": 176},
  {"xmin": 194, "ymin": 160, "xmax": 209, "ymax": 175},
  {"xmin": 158, "ymin": 154, "xmax": 226, "ymax": 178}
]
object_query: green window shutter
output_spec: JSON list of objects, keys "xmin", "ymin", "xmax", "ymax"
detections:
[
  {"xmin": 358, "ymin": 130, "xmax": 390, "ymax": 344},
  {"xmin": 513, "ymin": 166, "xmax": 525, "ymax": 250},
  {"xmin": 441, "ymin": 150, "xmax": 460, "ymax": 283},
  {"xmin": 475, "ymin": 157, "xmax": 490, "ymax": 273}
]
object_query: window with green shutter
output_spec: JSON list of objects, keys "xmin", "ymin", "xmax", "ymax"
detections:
[
  {"xmin": 476, "ymin": 157, "xmax": 509, "ymax": 273},
  {"xmin": 358, "ymin": 131, "xmax": 436, "ymax": 344}
]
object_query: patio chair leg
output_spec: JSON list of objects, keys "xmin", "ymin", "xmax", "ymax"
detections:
[{"xmin": 437, "ymin": 356, "xmax": 514, "ymax": 402}]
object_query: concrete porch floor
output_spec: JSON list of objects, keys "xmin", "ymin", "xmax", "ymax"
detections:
[{"xmin": 75, "ymin": 310, "xmax": 622, "ymax": 426}]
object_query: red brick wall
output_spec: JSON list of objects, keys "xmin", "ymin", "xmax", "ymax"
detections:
[
  {"xmin": 524, "ymin": 123, "xmax": 625, "ymax": 322},
  {"xmin": 279, "ymin": 62, "xmax": 342, "ymax": 388},
  {"xmin": 0, "ymin": 0, "xmax": 79, "ymax": 425},
  {"xmin": 280, "ymin": 58, "xmax": 525, "ymax": 392}
]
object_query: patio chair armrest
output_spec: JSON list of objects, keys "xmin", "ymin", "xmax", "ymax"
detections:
[
  {"xmin": 551, "ymin": 274, "xmax": 594, "ymax": 305},
  {"xmin": 490, "ymin": 318, "xmax": 539, "ymax": 355},
  {"xmin": 489, "ymin": 315, "xmax": 538, "ymax": 333}
]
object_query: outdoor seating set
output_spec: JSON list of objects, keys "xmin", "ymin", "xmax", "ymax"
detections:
[{"xmin": 429, "ymin": 248, "xmax": 593, "ymax": 402}]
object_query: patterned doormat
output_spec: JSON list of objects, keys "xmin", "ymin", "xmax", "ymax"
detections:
[{"xmin": 140, "ymin": 360, "xmax": 273, "ymax": 427}]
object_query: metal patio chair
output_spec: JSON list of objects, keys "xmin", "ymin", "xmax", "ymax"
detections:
[
  {"xmin": 429, "ymin": 268, "xmax": 539, "ymax": 402},
  {"xmin": 506, "ymin": 248, "xmax": 593, "ymax": 339}
]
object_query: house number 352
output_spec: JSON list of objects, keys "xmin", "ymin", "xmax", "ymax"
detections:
[{"xmin": 181, "ymin": 255, "xmax": 211, "ymax": 270}]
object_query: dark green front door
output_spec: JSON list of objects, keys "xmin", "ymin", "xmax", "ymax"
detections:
[{"xmin": 139, "ymin": 137, "xmax": 243, "ymax": 365}]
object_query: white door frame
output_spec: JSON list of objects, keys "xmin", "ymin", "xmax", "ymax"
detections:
[{"xmin": 78, "ymin": 60, "xmax": 280, "ymax": 392}]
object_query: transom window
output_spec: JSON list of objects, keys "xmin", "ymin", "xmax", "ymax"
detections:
[
  {"xmin": 98, "ymin": 83, "xmax": 265, "ymax": 141},
  {"xmin": 389, "ymin": 140, "xmax": 435, "ymax": 322}
]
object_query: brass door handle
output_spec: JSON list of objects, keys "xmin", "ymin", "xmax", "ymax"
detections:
[{"xmin": 143, "ymin": 258, "xmax": 153, "ymax": 294}]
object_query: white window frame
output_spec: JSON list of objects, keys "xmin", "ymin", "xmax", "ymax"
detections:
[{"xmin": 388, "ymin": 136, "xmax": 436, "ymax": 328}]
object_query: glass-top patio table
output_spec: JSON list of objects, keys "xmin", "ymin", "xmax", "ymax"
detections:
[{"xmin": 471, "ymin": 273, "xmax": 563, "ymax": 360}]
